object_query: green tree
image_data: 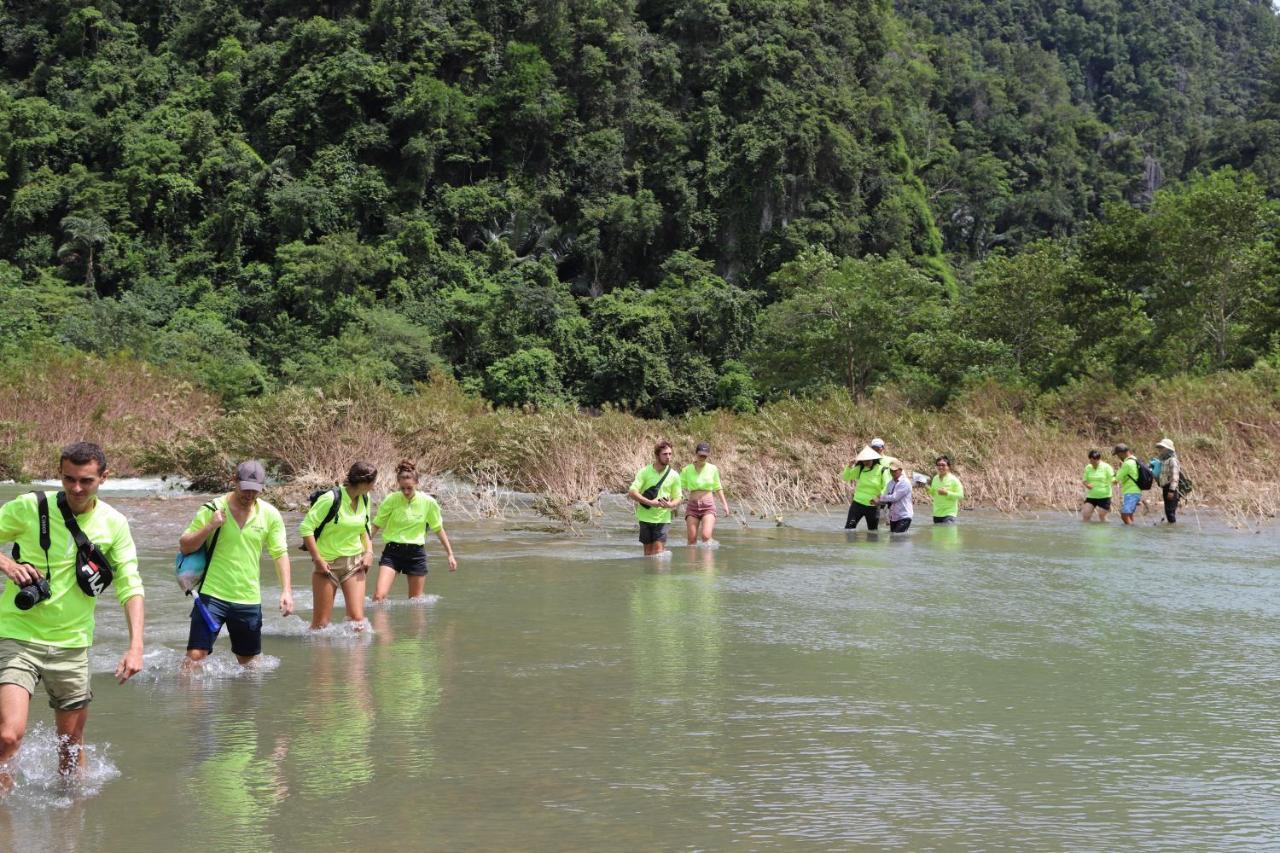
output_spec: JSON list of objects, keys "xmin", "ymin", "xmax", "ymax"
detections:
[{"xmin": 57, "ymin": 214, "xmax": 111, "ymax": 288}]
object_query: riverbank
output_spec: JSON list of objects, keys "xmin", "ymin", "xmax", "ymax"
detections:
[{"xmin": 4, "ymin": 352, "xmax": 1278, "ymax": 525}]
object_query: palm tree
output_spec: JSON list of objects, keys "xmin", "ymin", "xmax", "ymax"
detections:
[{"xmin": 58, "ymin": 214, "xmax": 111, "ymax": 288}]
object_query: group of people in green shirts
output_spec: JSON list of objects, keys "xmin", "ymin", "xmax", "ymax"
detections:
[
  {"xmin": 0, "ymin": 444, "xmax": 457, "ymax": 792},
  {"xmin": 841, "ymin": 438, "xmax": 963, "ymax": 533},
  {"xmin": 627, "ymin": 440, "xmax": 732, "ymax": 556},
  {"xmin": 1081, "ymin": 439, "xmax": 1185, "ymax": 525}
]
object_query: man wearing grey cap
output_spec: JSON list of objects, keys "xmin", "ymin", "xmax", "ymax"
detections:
[{"xmin": 177, "ymin": 460, "xmax": 294, "ymax": 668}]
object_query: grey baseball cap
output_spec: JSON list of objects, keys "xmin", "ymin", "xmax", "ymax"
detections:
[
  {"xmin": 236, "ymin": 460, "xmax": 267, "ymax": 491},
  {"xmin": 695, "ymin": 442, "xmax": 711, "ymax": 455}
]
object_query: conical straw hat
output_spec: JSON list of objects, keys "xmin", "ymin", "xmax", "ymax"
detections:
[{"xmin": 854, "ymin": 445, "xmax": 881, "ymax": 463}]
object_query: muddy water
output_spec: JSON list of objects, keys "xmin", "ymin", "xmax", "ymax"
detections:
[{"xmin": 0, "ymin": 483, "xmax": 1277, "ymax": 850}]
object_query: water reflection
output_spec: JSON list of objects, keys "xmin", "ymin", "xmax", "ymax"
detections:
[
  {"xmin": 369, "ymin": 606, "xmax": 442, "ymax": 777},
  {"xmin": 289, "ymin": 639, "xmax": 375, "ymax": 796}
]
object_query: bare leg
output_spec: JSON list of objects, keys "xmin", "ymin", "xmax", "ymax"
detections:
[
  {"xmin": 372, "ymin": 565, "xmax": 396, "ymax": 603},
  {"xmin": 234, "ymin": 655, "xmax": 257, "ymax": 667},
  {"xmin": 310, "ymin": 571, "xmax": 337, "ymax": 630},
  {"xmin": 407, "ymin": 575, "xmax": 427, "ymax": 598},
  {"xmin": 1096, "ymin": 509, "xmax": 1109, "ymax": 523},
  {"xmin": 1080, "ymin": 503, "xmax": 1094, "ymax": 522},
  {"xmin": 0, "ymin": 684, "xmax": 31, "ymax": 794},
  {"xmin": 340, "ymin": 571, "xmax": 367, "ymax": 624},
  {"xmin": 54, "ymin": 707, "xmax": 88, "ymax": 778},
  {"xmin": 699, "ymin": 514, "xmax": 717, "ymax": 543},
  {"xmin": 685, "ymin": 515, "xmax": 697, "ymax": 546},
  {"xmin": 183, "ymin": 649, "xmax": 210, "ymax": 672}
]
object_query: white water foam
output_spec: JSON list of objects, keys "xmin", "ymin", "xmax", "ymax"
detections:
[
  {"xmin": 366, "ymin": 594, "xmax": 440, "ymax": 608},
  {"xmin": 0, "ymin": 723, "xmax": 120, "ymax": 808}
]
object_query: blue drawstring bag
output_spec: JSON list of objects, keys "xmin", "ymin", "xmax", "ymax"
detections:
[{"xmin": 176, "ymin": 500, "xmax": 224, "ymax": 633}]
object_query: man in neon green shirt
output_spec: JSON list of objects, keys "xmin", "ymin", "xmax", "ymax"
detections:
[
  {"xmin": 628, "ymin": 441, "xmax": 684, "ymax": 556},
  {"xmin": 0, "ymin": 442, "xmax": 145, "ymax": 789},
  {"xmin": 1080, "ymin": 449, "xmax": 1115, "ymax": 523},
  {"xmin": 928, "ymin": 455, "xmax": 965, "ymax": 523},
  {"xmin": 179, "ymin": 460, "xmax": 293, "ymax": 668},
  {"xmin": 843, "ymin": 445, "xmax": 889, "ymax": 530},
  {"xmin": 1112, "ymin": 443, "xmax": 1142, "ymax": 525}
]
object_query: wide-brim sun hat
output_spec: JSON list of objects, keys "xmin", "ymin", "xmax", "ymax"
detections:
[
  {"xmin": 1155, "ymin": 438, "xmax": 1175, "ymax": 452},
  {"xmin": 854, "ymin": 446, "xmax": 881, "ymax": 463}
]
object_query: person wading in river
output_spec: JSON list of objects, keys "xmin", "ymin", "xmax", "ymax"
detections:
[
  {"xmin": 928, "ymin": 456, "xmax": 965, "ymax": 524},
  {"xmin": 179, "ymin": 460, "xmax": 293, "ymax": 670},
  {"xmin": 681, "ymin": 442, "xmax": 731, "ymax": 546},
  {"xmin": 371, "ymin": 460, "xmax": 457, "ymax": 602},
  {"xmin": 300, "ymin": 462, "xmax": 376, "ymax": 629},
  {"xmin": 1080, "ymin": 449, "xmax": 1115, "ymax": 523},
  {"xmin": 843, "ymin": 446, "xmax": 888, "ymax": 530},
  {"xmin": 877, "ymin": 461, "xmax": 914, "ymax": 533},
  {"xmin": 1113, "ymin": 444, "xmax": 1143, "ymax": 525},
  {"xmin": 628, "ymin": 442, "xmax": 683, "ymax": 556},
  {"xmin": 1154, "ymin": 438, "xmax": 1182, "ymax": 524},
  {"xmin": 0, "ymin": 442, "xmax": 145, "ymax": 791}
]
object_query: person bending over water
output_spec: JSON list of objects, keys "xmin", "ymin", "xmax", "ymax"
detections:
[
  {"xmin": 371, "ymin": 460, "xmax": 457, "ymax": 602},
  {"xmin": 0, "ymin": 442, "xmax": 145, "ymax": 790},
  {"xmin": 179, "ymin": 460, "xmax": 293, "ymax": 669},
  {"xmin": 628, "ymin": 441, "xmax": 683, "ymax": 556},
  {"xmin": 300, "ymin": 462, "xmax": 376, "ymax": 630},
  {"xmin": 1080, "ymin": 449, "xmax": 1115, "ymax": 523},
  {"xmin": 877, "ymin": 461, "xmax": 913, "ymax": 533},
  {"xmin": 681, "ymin": 442, "xmax": 731, "ymax": 545}
]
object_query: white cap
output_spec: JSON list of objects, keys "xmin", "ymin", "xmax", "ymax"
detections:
[{"xmin": 870, "ymin": 438, "xmax": 885, "ymax": 449}]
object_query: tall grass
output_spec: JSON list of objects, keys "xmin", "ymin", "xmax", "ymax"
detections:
[{"xmin": 2, "ymin": 353, "xmax": 1277, "ymax": 525}]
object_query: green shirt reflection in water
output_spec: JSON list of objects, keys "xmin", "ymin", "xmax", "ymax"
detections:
[{"xmin": 291, "ymin": 645, "xmax": 375, "ymax": 796}]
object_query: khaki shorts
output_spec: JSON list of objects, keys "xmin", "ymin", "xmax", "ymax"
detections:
[
  {"xmin": 318, "ymin": 555, "xmax": 367, "ymax": 587},
  {"xmin": 0, "ymin": 638, "xmax": 92, "ymax": 711}
]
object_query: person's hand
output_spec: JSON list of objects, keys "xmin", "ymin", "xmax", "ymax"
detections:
[
  {"xmin": 209, "ymin": 507, "xmax": 226, "ymax": 529},
  {"xmin": 115, "ymin": 648, "xmax": 144, "ymax": 684},
  {"xmin": 313, "ymin": 557, "xmax": 331, "ymax": 576},
  {"xmin": 937, "ymin": 488, "xmax": 949, "ymax": 496},
  {"xmin": 0, "ymin": 559, "xmax": 40, "ymax": 586},
  {"xmin": 359, "ymin": 552, "xmax": 374, "ymax": 571},
  {"xmin": 279, "ymin": 589, "xmax": 294, "ymax": 617},
  {"xmin": 446, "ymin": 554, "xmax": 457, "ymax": 573}
]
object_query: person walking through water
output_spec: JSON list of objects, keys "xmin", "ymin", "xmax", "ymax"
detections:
[
  {"xmin": 628, "ymin": 441, "xmax": 683, "ymax": 556},
  {"xmin": 179, "ymin": 460, "xmax": 293, "ymax": 669},
  {"xmin": 843, "ymin": 446, "xmax": 887, "ymax": 530},
  {"xmin": 371, "ymin": 460, "xmax": 457, "ymax": 602},
  {"xmin": 1080, "ymin": 449, "xmax": 1115, "ymax": 523},
  {"xmin": 300, "ymin": 462, "xmax": 376, "ymax": 629},
  {"xmin": 681, "ymin": 442, "xmax": 730, "ymax": 546},
  {"xmin": 928, "ymin": 456, "xmax": 965, "ymax": 524},
  {"xmin": 0, "ymin": 442, "xmax": 145, "ymax": 791},
  {"xmin": 1154, "ymin": 438, "xmax": 1181, "ymax": 523},
  {"xmin": 1113, "ymin": 444, "xmax": 1144, "ymax": 525},
  {"xmin": 877, "ymin": 460, "xmax": 913, "ymax": 533}
]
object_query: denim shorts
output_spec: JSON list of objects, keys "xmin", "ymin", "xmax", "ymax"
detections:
[
  {"xmin": 1122, "ymin": 493, "xmax": 1141, "ymax": 514},
  {"xmin": 187, "ymin": 594, "xmax": 263, "ymax": 658},
  {"xmin": 380, "ymin": 542, "xmax": 428, "ymax": 577}
]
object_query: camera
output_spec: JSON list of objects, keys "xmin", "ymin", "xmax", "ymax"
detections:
[{"xmin": 14, "ymin": 566, "xmax": 51, "ymax": 610}]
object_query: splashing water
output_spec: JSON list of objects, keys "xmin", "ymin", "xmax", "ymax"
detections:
[
  {"xmin": 366, "ymin": 594, "xmax": 440, "ymax": 608},
  {"xmin": 0, "ymin": 723, "xmax": 120, "ymax": 808}
]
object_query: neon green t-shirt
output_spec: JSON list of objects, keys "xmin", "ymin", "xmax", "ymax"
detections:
[
  {"xmin": 1083, "ymin": 462, "xmax": 1115, "ymax": 499},
  {"xmin": 929, "ymin": 473, "xmax": 965, "ymax": 518},
  {"xmin": 0, "ymin": 492, "xmax": 144, "ymax": 648},
  {"xmin": 1117, "ymin": 457, "xmax": 1141, "ymax": 495},
  {"xmin": 298, "ymin": 486, "xmax": 370, "ymax": 561},
  {"xmin": 680, "ymin": 463, "xmax": 722, "ymax": 493},
  {"xmin": 373, "ymin": 491, "xmax": 443, "ymax": 545},
  {"xmin": 630, "ymin": 464, "xmax": 683, "ymax": 524},
  {"xmin": 843, "ymin": 462, "xmax": 889, "ymax": 507},
  {"xmin": 186, "ymin": 495, "xmax": 288, "ymax": 605}
]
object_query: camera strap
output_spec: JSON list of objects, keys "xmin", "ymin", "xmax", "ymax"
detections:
[{"xmin": 10, "ymin": 492, "xmax": 53, "ymax": 580}]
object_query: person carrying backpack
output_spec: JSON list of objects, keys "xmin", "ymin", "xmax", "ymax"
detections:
[
  {"xmin": 300, "ymin": 462, "xmax": 377, "ymax": 629},
  {"xmin": 178, "ymin": 460, "xmax": 293, "ymax": 669},
  {"xmin": 1112, "ymin": 444, "xmax": 1151, "ymax": 526},
  {"xmin": 1154, "ymin": 438, "xmax": 1182, "ymax": 524}
]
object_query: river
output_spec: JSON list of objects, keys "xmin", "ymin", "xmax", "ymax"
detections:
[{"xmin": 0, "ymin": 483, "xmax": 1277, "ymax": 850}]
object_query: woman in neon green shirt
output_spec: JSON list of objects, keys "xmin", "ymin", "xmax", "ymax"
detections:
[
  {"xmin": 928, "ymin": 455, "xmax": 965, "ymax": 523},
  {"xmin": 300, "ymin": 462, "xmax": 377, "ymax": 630},
  {"xmin": 1080, "ymin": 449, "xmax": 1115, "ymax": 523},
  {"xmin": 680, "ymin": 441, "xmax": 731, "ymax": 545},
  {"xmin": 371, "ymin": 459, "xmax": 457, "ymax": 602}
]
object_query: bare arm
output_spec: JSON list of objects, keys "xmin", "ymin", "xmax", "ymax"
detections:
[
  {"xmin": 435, "ymin": 529, "xmax": 458, "ymax": 572},
  {"xmin": 274, "ymin": 554, "xmax": 294, "ymax": 616},
  {"xmin": 115, "ymin": 595, "xmax": 145, "ymax": 684},
  {"xmin": 179, "ymin": 506, "xmax": 225, "ymax": 555},
  {"xmin": 303, "ymin": 534, "xmax": 328, "ymax": 573},
  {"xmin": 718, "ymin": 489, "xmax": 731, "ymax": 515}
]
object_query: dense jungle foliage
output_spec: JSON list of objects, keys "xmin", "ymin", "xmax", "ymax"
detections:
[{"xmin": 1, "ymin": 0, "xmax": 1278, "ymax": 414}]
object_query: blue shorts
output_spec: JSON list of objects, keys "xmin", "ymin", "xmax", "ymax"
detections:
[
  {"xmin": 187, "ymin": 594, "xmax": 263, "ymax": 658},
  {"xmin": 1122, "ymin": 493, "xmax": 1141, "ymax": 514}
]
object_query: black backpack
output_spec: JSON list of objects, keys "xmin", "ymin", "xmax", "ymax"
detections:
[
  {"xmin": 1134, "ymin": 459, "xmax": 1155, "ymax": 491},
  {"xmin": 299, "ymin": 487, "xmax": 369, "ymax": 552}
]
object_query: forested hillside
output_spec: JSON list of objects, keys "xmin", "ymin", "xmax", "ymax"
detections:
[{"xmin": 1, "ymin": 1, "xmax": 1277, "ymax": 415}]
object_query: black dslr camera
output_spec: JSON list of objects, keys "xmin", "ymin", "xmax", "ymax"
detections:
[{"xmin": 13, "ymin": 564, "xmax": 51, "ymax": 610}]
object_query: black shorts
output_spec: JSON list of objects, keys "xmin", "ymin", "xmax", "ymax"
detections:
[
  {"xmin": 1085, "ymin": 497, "xmax": 1112, "ymax": 511},
  {"xmin": 187, "ymin": 595, "xmax": 263, "ymax": 658},
  {"xmin": 638, "ymin": 521, "xmax": 670, "ymax": 544},
  {"xmin": 845, "ymin": 501, "xmax": 880, "ymax": 530},
  {"xmin": 889, "ymin": 518, "xmax": 912, "ymax": 533},
  {"xmin": 379, "ymin": 542, "xmax": 428, "ymax": 577}
]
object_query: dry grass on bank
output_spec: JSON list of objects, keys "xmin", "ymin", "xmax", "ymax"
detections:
[{"xmin": 3, "ymin": 355, "xmax": 1278, "ymax": 526}]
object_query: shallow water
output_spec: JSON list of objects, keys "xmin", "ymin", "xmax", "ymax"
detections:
[{"xmin": 0, "ymin": 485, "xmax": 1277, "ymax": 850}]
